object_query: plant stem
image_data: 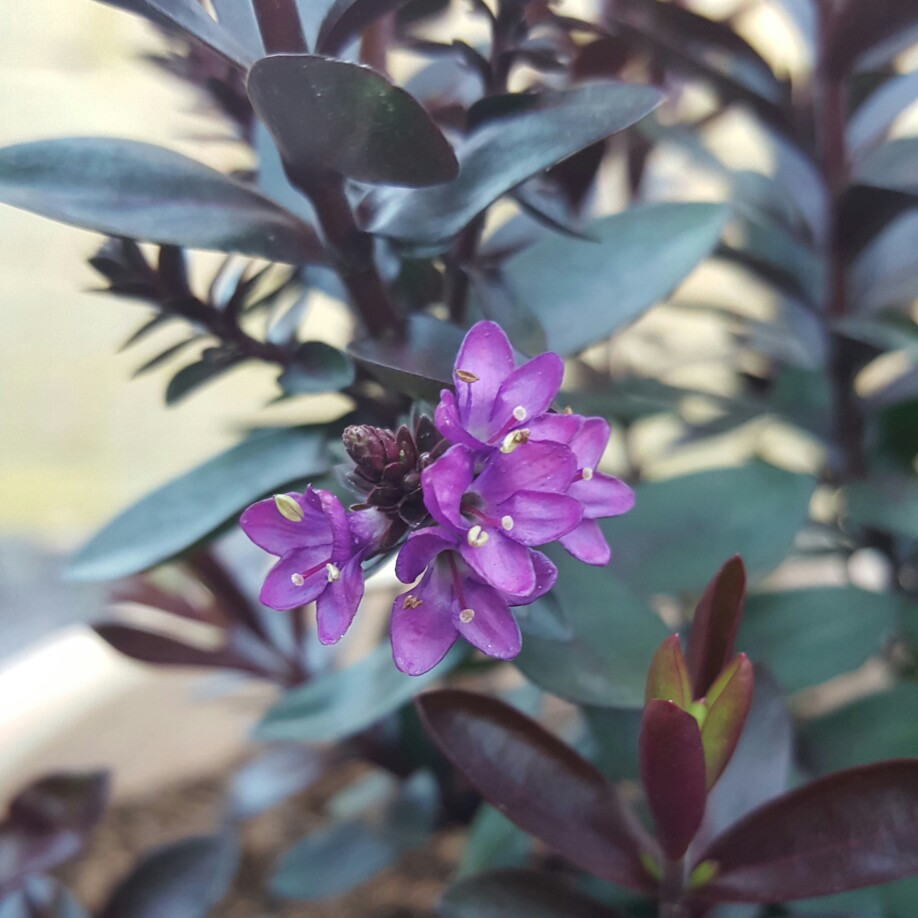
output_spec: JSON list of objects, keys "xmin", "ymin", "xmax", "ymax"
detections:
[
  {"xmin": 252, "ymin": 0, "xmax": 306, "ymax": 53},
  {"xmin": 661, "ymin": 856, "xmax": 688, "ymax": 917}
]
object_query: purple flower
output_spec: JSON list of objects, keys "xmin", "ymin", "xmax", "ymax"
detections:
[
  {"xmin": 240, "ymin": 487, "xmax": 368, "ymax": 645},
  {"xmin": 530, "ymin": 415, "xmax": 636, "ymax": 565},
  {"xmin": 421, "ymin": 441, "xmax": 582, "ymax": 597},
  {"xmin": 389, "ymin": 528, "xmax": 557, "ymax": 675},
  {"xmin": 435, "ymin": 321, "xmax": 564, "ymax": 453}
]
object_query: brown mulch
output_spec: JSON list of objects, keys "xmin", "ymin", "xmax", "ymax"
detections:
[{"xmin": 61, "ymin": 759, "xmax": 463, "ymax": 917}]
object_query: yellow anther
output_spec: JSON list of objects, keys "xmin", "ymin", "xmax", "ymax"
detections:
[
  {"xmin": 456, "ymin": 369, "xmax": 479, "ymax": 383},
  {"xmin": 459, "ymin": 608, "xmax": 476, "ymax": 624},
  {"xmin": 274, "ymin": 493, "xmax": 304, "ymax": 522},
  {"xmin": 402, "ymin": 594, "xmax": 423, "ymax": 609},
  {"xmin": 499, "ymin": 428, "xmax": 530, "ymax": 454},
  {"xmin": 325, "ymin": 563, "xmax": 341, "ymax": 583},
  {"xmin": 467, "ymin": 525, "xmax": 489, "ymax": 548}
]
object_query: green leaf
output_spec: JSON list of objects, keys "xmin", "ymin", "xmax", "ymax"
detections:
[
  {"xmin": 801, "ymin": 684, "xmax": 918, "ymax": 775},
  {"xmin": 277, "ymin": 342, "xmax": 355, "ymax": 395},
  {"xmin": 255, "ymin": 642, "xmax": 463, "ymax": 743},
  {"xmin": 165, "ymin": 351, "xmax": 245, "ymax": 405},
  {"xmin": 739, "ymin": 588, "xmax": 902, "ymax": 692},
  {"xmin": 515, "ymin": 550, "xmax": 669, "ymax": 708},
  {"xmin": 367, "ymin": 82, "xmax": 662, "ymax": 246},
  {"xmin": 504, "ymin": 203, "xmax": 728, "ymax": 356},
  {"xmin": 846, "ymin": 475, "xmax": 918, "ymax": 539},
  {"xmin": 854, "ymin": 138, "xmax": 918, "ymax": 195},
  {"xmin": 0, "ymin": 139, "xmax": 324, "ymax": 265},
  {"xmin": 440, "ymin": 870, "xmax": 626, "ymax": 918},
  {"xmin": 69, "ymin": 426, "xmax": 330, "ymax": 581},
  {"xmin": 458, "ymin": 805, "xmax": 533, "ymax": 878},
  {"xmin": 247, "ymin": 55, "xmax": 458, "ymax": 188},
  {"xmin": 605, "ymin": 462, "xmax": 814, "ymax": 596},
  {"xmin": 848, "ymin": 73, "xmax": 918, "ymax": 154},
  {"xmin": 850, "ymin": 210, "xmax": 918, "ymax": 312}
]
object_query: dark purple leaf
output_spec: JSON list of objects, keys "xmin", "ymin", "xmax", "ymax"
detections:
[
  {"xmin": 645, "ymin": 634, "xmax": 691, "ymax": 708},
  {"xmin": 0, "ymin": 139, "xmax": 325, "ymax": 265},
  {"xmin": 95, "ymin": 0, "xmax": 253, "ymax": 67},
  {"xmin": 696, "ymin": 760, "xmax": 918, "ymax": 902},
  {"xmin": 824, "ymin": 0, "xmax": 918, "ymax": 76},
  {"xmin": 366, "ymin": 81, "xmax": 662, "ymax": 247},
  {"xmin": 165, "ymin": 350, "xmax": 245, "ymax": 405},
  {"xmin": 68, "ymin": 426, "xmax": 330, "ymax": 581},
  {"xmin": 277, "ymin": 342, "xmax": 355, "ymax": 395},
  {"xmin": 639, "ymin": 700, "xmax": 707, "ymax": 860},
  {"xmin": 247, "ymin": 55, "xmax": 458, "ymax": 187},
  {"xmin": 417, "ymin": 689, "xmax": 653, "ymax": 891},
  {"xmin": 348, "ymin": 313, "xmax": 464, "ymax": 401},
  {"xmin": 440, "ymin": 869, "xmax": 626, "ymax": 917},
  {"xmin": 100, "ymin": 833, "xmax": 239, "ymax": 918},
  {"xmin": 316, "ymin": 0, "xmax": 416, "ymax": 55},
  {"xmin": 686, "ymin": 556, "xmax": 746, "ymax": 698}
]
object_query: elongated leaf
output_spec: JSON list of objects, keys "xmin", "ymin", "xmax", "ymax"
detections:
[
  {"xmin": 503, "ymin": 203, "xmax": 728, "ymax": 356},
  {"xmin": 700, "ymin": 655, "xmax": 754, "ymax": 789},
  {"xmin": 440, "ymin": 869, "xmax": 626, "ymax": 918},
  {"xmin": 458, "ymin": 805, "xmax": 532, "ymax": 878},
  {"xmin": 645, "ymin": 634, "xmax": 692, "ymax": 708},
  {"xmin": 256, "ymin": 642, "xmax": 463, "ymax": 743},
  {"xmin": 248, "ymin": 55, "xmax": 458, "ymax": 187},
  {"xmin": 605, "ymin": 463, "xmax": 814, "ymax": 597},
  {"xmin": 95, "ymin": 0, "xmax": 253, "ymax": 67},
  {"xmin": 640, "ymin": 700, "xmax": 707, "ymax": 859},
  {"xmin": 228, "ymin": 745, "xmax": 326, "ymax": 820},
  {"xmin": 0, "ymin": 139, "xmax": 324, "ymax": 265},
  {"xmin": 417, "ymin": 689, "xmax": 653, "ymax": 891},
  {"xmin": 277, "ymin": 342, "xmax": 354, "ymax": 395},
  {"xmin": 100, "ymin": 834, "xmax": 239, "ymax": 918},
  {"xmin": 515, "ymin": 550, "xmax": 669, "ymax": 708},
  {"xmin": 848, "ymin": 73, "xmax": 918, "ymax": 154},
  {"xmin": 316, "ymin": 0, "xmax": 414, "ymax": 55},
  {"xmin": 348, "ymin": 313, "xmax": 465, "ymax": 401},
  {"xmin": 212, "ymin": 0, "xmax": 263, "ymax": 57},
  {"xmin": 696, "ymin": 761, "xmax": 918, "ymax": 902},
  {"xmin": 367, "ymin": 82, "xmax": 662, "ymax": 245},
  {"xmin": 824, "ymin": 0, "xmax": 918, "ymax": 76},
  {"xmin": 739, "ymin": 588, "xmax": 901, "ymax": 692},
  {"xmin": 850, "ymin": 210, "xmax": 918, "ymax": 312},
  {"xmin": 165, "ymin": 351, "xmax": 245, "ymax": 405},
  {"xmin": 845, "ymin": 475, "xmax": 918, "ymax": 540},
  {"xmin": 686, "ymin": 555, "xmax": 746, "ymax": 698},
  {"xmin": 801, "ymin": 685, "xmax": 918, "ymax": 776},
  {"xmin": 0, "ymin": 878, "xmax": 90, "ymax": 918},
  {"xmin": 854, "ymin": 138, "xmax": 918, "ymax": 195},
  {"xmin": 69, "ymin": 426, "xmax": 329, "ymax": 581}
]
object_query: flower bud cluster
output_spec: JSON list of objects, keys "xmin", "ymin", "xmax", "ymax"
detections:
[{"xmin": 239, "ymin": 321, "xmax": 635, "ymax": 674}]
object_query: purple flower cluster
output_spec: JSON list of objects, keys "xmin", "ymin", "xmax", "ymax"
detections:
[{"xmin": 240, "ymin": 321, "xmax": 634, "ymax": 675}]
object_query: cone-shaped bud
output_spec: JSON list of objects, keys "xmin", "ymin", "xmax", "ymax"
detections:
[
  {"xmin": 686, "ymin": 555, "xmax": 747, "ymax": 699},
  {"xmin": 342, "ymin": 425, "xmax": 391, "ymax": 480},
  {"xmin": 645, "ymin": 634, "xmax": 692, "ymax": 709},
  {"xmin": 639, "ymin": 700, "xmax": 707, "ymax": 861},
  {"xmin": 699, "ymin": 653, "xmax": 754, "ymax": 789}
]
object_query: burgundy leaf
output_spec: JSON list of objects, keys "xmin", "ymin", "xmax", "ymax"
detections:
[
  {"xmin": 640, "ymin": 700, "xmax": 707, "ymax": 860},
  {"xmin": 8, "ymin": 773, "xmax": 110, "ymax": 835},
  {"xmin": 686, "ymin": 555, "xmax": 746, "ymax": 698},
  {"xmin": 417, "ymin": 689, "xmax": 653, "ymax": 891},
  {"xmin": 695, "ymin": 760, "xmax": 918, "ymax": 902},
  {"xmin": 645, "ymin": 634, "xmax": 691, "ymax": 708},
  {"xmin": 824, "ymin": 0, "xmax": 918, "ymax": 77},
  {"xmin": 316, "ymin": 0, "xmax": 415, "ymax": 56}
]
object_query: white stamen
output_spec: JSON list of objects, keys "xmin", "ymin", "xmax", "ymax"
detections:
[
  {"xmin": 459, "ymin": 608, "xmax": 476, "ymax": 624},
  {"xmin": 500, "ymin": 428, "xmax": 530, "ymax": 454},
  {"xmin": 325, "ymin": 562, "xmax": 341, "ymax": 583},
  {"xmin": 274, "ymin": 493, "xmax": 304, "ymax": 522},
  {"xmin": 467, "ymin": 525, "xmax": 489, "ymax": 548},
  {"xmin": 290, "ymin": 572, "xmax": 305, "ymax": 586},
  {"xmin": 512, "ymin": 405, "xmax": 528, "ymax": 422},
  {"xmin": 501, "ymin": 515, "xmax": 514, "ymax": 531},
  {"xmin": 582, "ymin": 466, "xmax": 594, "ymax": 480}
]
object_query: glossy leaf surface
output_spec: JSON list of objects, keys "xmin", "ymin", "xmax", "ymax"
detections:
[
  {"xmin": 687, "ymin": 555, "xmax": 746, "ymax": 698},
  {"xmin": 640, "ymin": 700, "xmax": 707, "ymax": 859},
  {"xmin": 256, "ymin": 643, "xmax": 463, "ymax": 743},
  {"xmin": 367, "ymin": 82, "xmax": 662, "ymax": 245},
  {"xmin": 440, "ymin": 869, "xmax": 625, "ymax": 917},
  {"xmin": 69, "ymin": 426, "xmax": 329, "ymax": 581},
  {"xmin": 0, "ymin": 139, "xmax": 323, "ymax": 264},
  {"xmin": 417, "ymin": 689, "xmax": 652, "ymax": 890},
  {"xmin": 700, "ymin": 654, "xmax": 754, "ymax": 788},
  {"xmin": 248, "ymin": 55, "xmax": 458, "ymax": 187},
  {"xmin": 697, "ymin": 761, "xmax": 918, "ymax": 902},
  {"xmin": 739, "ymin": 588, "xmax": 901, "ymax": 692},
  {"xmin": 645, "ymin": 634, "xmax": 692, "ymax": 707},
  {"xmin": 504, "ymin": 203, "xmax": 728, "ymax": 356}
]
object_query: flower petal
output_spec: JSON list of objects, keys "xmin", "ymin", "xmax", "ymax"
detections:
[
  {"xmin": 461, "ymin": 531, "xmax": 536, "ymax": 597},
  {"xmin": 313, "ymin": 487, "xmax": 354, "ymax": 560},
  {"xmin": 434, "ymin": 388, "xmax": 491, "ymax": 450},
  {"xmin": 390, "ymin": 564, "xmax": 458, "ymax": 676},
  {"xmin": 570, "ymin": 416, "xmax": 611, "ymax": 469},
  {"xmin": 473, "ymin": 440, "xmax": 577, "ymax": 506},
  {"xmin": 453, "ymin": 321, "xmax": 515, "ymax": 438},
  {"xmin": 489, "ymin": 352, "xmax": 564, "ymax": 439},
  {"xmin": 455, "ymin": 578, "xmax": 521, "ymax": 660},
  {"xmin": 395, "ymin": 528, "xmax": 457, "ymax": 583},
  {"xmin": 560, "ymin": 519, "xmax": 612, "ymax": 566},
  {"xmin": 421, "ymin": 444, "xmax": 475, "ymax": 532},
  {"xmin": 528, "ymin": 412, "xmax": 582, "ymax": 445},
  {"xmin": 348, "ymin": 507, "xmax": 389, "ymax": 553},
  {"xmin": 259, "ymin": 548, "xmax": 329, "ymax": 610},
  {"xmin": 570, "ymin": 472, "xmax": 636, "ymax": 519},
  {"xmin": 517, "ymin": 550, "xmax": 558, "ymax": 603},
  {"xmin": 315, "ymin": 553, "xmax": 365, "ymax": 645},
  {"xmin": 498, "ymin": 490, "xmax": 582, "ymax": 545},
  {"xmin": 240, "ymin": 493, "xmax": 331, "ymax": 556}
]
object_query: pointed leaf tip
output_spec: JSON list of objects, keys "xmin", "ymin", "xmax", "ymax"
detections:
[
  {"xmin": 701, "ymin": 654, "xmax": 754, "ymax": 789},
  {"xmin": 645, "ymin": 634, "xmax": 692, "ymax": 709}
]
